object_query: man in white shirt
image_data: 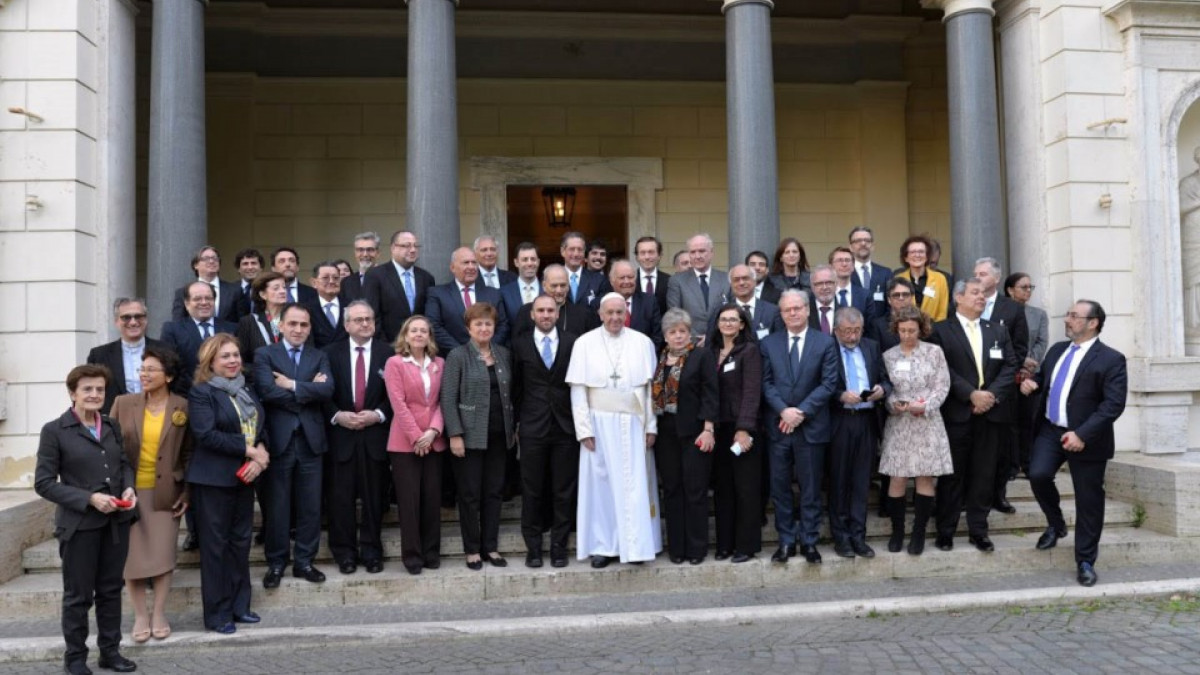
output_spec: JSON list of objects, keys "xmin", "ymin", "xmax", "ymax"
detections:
[
  {"xmin": 87, "ymin": 298, "xmax": 169, "ymax": 414},
  {"xmin": 634, "ymin": 235, "xmax": 670, "ymax": 315},
  {"xmin": 306, "ymin": 261, "xmax": 347, "ymax": 348}
]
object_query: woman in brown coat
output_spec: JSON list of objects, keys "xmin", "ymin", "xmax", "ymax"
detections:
[{"xmin": 111, "ymin": 346, "xmax": 192, "ymax": 642}]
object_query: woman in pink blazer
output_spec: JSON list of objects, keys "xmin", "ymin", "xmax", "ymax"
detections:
[{"xmin": 384, "ymin": 315, "xmax": 447, "ymax": 575}]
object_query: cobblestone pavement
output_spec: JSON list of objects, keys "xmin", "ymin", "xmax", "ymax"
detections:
[{"xmin": 10, "ymin": 594, "xmax": 1200, "ymax": 674}]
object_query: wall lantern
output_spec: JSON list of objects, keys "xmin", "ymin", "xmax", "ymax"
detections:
[{"xmin": 542, "ymin": 186, "xmax": 576, "ymax": 228}]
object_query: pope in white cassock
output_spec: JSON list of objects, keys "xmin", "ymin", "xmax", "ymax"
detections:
[{"xmin": 567, "ymin": 292, "xmax": 664, "ymax": 567}]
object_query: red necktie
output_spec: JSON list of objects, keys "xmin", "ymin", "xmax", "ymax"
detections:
[
  {"xmin": 624, "ymin": 300, "xmax": 632, "ymax": 327},
  {"xmin": 645, "ymin": 274, "xmax": 654, "ymax": 295},
  {"xmin": 820, "ymin": 306, "xmax": 831, "ymax": 335},
  {"xmin": 354, "ymin": 346, "xmax": 366, "ymax": 412},
  {"xmin": 462, "ymin": 285, "xmax": 472, "ymax": 308}
]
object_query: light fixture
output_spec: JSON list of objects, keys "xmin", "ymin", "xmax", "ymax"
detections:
[{"xmin": 542, "ymin": 186, "xmax": 576, "ymax": 228}]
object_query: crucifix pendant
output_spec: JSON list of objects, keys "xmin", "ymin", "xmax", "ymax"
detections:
[{"xmin": 609, "ymin": 370, "xmax": 621, "ymax": 385}]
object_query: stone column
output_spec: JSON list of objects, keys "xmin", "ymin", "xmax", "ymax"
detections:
[
  {"xmin": 147, "ymin": 0, "xmax": 208, "ymax": 323},
  {"xmin": 723, "ymin": 0, "xmax": 779, "ymax": 269},
  {"xmin": 406, "ymin": 0, "xmax": 460, "ymax": 283},
  {"xmin": 922, "ymin": 0, "xmax": 1006, "ymax": 277}
]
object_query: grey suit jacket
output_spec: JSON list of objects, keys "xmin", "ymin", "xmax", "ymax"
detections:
[
  {"xmin": 440, "ymin": 341, "xmax": 515, "ymax": 449},
  {"xmin": 666, "ymin": 268, "xmax": 731, "ymax": 337},
  {"xmin": 1024, "ymin": 304, "xmax": 1050, "ymax": 368}
]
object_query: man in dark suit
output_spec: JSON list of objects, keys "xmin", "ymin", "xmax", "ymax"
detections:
[
  {"xmin": 426, "ymin": 247, "xmax": 510, "ymax": 354},
  {"xmin": 170, "ymin": 245, "xmax": 247, "ymax": 323},
  {"xmin": 87, "ymin": 297, "xmax": 169, "ymax": 414},
  {"xmin": 745, "ymin": 251, "xmax": 783, "ymax": 305},
  {"xmin": 760, "ymin": 289, "xmax": 840, "ymax": 565},
  {"xmin": 830, "ymin": 247, "xmax": 873, "ymax": 318},
  {"xmin": 159, "ymin": 281, "xmax": 238, "ymax": 395},
  {"xmin": 560, "ymin": 231, "xmax": 610, "ymax": 306},
  {"xmin": 254, "ymin": 303, "xmax": 335, "ymax": 587},
  {"xmin": 303, "ymin": 261, "xmax": 348, "ymax": 349},
  {"xmin": 234, "ymin": 248, "xmax": 265, "ymax": 312},
  {"xmin": 715, "ymin": 264, "xmax": 783, "ymax": 339},
  {"xmin": 865, "ymin": 277, "xmax": 916, "ymax": 353},
  {"xmin": 1020, "ymin": 300, "xmax": 1127, "ymax": 586},
  {"xmin": 848, "ymin": 226, "xmax": 894, "ymax": 321},
  {"xmin": 807, "ymin": 265, "xmax": 839, "ymax": 336},
  {"xmin": 635, "ymin": 236, "xmax": 671, "ymax": 315},
  {"xmin": 929, "ymin": 278, "xmax": 1020, "ymax": 553},
  {"xmin": 322, "ymin": 301, "xmax": 393, "ymax": 575},
  {"xmin": 474, "ymin": 234, "xmax": 517, "ymax": 289},
  {"xmin": 590, "ymin": 260, "xmax": 661, "ymax": 348},
  {"xmin": 510, "ymin": 295, "xmax": 579, "ymax": 568},
  {"xmin": 339, "ymin": 231, "xmax": 381, "ymax": 301},
  {"xmin": 828, "ymin": 307, "xmax": 890, "ymax": 558},
  {"xmin": 271, "ymin": 246, "xmax": 318, "ymax": 304},
  {"xmin": 500, "ymin": 242, "xmax": 542, "ymax": 329},
  {"xmin": 511, "ymin": 264, "xmax": 598, "ymax": 338},
  {"xmin": 364, "ymin": 230, "xmax": 436, "ymax": 344}
]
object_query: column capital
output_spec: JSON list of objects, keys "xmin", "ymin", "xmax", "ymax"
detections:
[
  {"xmin": 919, "ymin": 0, "xmax": 995, "ymax": 20},
  {"xmin": 721, "ymin": 0, "xmax": 774, "ymax": 14}
]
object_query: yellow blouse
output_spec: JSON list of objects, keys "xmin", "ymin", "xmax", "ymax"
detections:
[{"xmin": 136, "ymin": 409, "xmax": 165, "ymax": 489}]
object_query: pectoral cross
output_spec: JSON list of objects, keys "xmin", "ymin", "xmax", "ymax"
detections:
[{"xmin": 610, "ymin": 369, "xmax": 621, "ymax": 386}]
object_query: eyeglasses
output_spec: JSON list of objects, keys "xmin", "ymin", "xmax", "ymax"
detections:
[
  {"xmin": 197, "ymin": 255, "xmax": 219, "ymax": 263},
  {"xmin": 354, "ymin": 246, "xmax": 378, "ymax": 253},
  {"xmin": 118, "ymin": 313, "xmax": 147, "ymax": 323},
  {"xmin": 1065, "ymin": 312, "xmax": 1096, "ymax": 320},
  {"xmin": 888, "ymin": 292, "xmax": 912, "ymax": 299},
  {"xmin": 850, "ymin": 238, "xmax": 872, "ymax": 245},
  {"xmin": 1015, "ymin": 285, "xmax": 1036, "ymax": 292},
  {"xmin": 346, "ymin": 316, "xmax": 375, "ymax": 325}
]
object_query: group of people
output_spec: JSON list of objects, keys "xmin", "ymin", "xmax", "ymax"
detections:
[{"xmin": 34, "ymin": 226, "xmax": 1127, "ymax": 675}]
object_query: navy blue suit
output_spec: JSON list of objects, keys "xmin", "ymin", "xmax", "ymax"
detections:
[
  {"xmin": 302, "ymin": 296, "xmax": 348, "ymax": 349},
  {"xmin": 759, "ymin": 328, "xmax": 840, "ymax": 548},
  {"xmin": 833, "ymin": 284, "xmax": 871, "ymax": 318},
  {"xmin": 828, "ymin": 337, "xmax": 890, "ymax": 547},
  {"xmin": 425, "ymin": 280, "xmax": 510, "ymax": 353},
  {"xmin": 498, "ymin": 279, "xmax": 541, "ymax": 333},
  {"xmin": 1028, "ymin": 339, "xmax": 1127, "ymax": 565},
  {"xmin": 159, "ymin": 317, "xmax": 238, "ymax": 394},
  {"xmin": 851, "ymin": 262, "xmax": 893, "ymax": 321},
  {"xmin": 253, "ymin": 341, "xmax": 334, "ymax": 570},
  {"xmin": 566, "ymin": 267, "xmax": 610, "ymax": 306}
]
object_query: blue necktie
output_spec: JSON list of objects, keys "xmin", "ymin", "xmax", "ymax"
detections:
[
  {"xmin": 200, "ymin": 321, "xmax": 212, "ymax": 339},
  {"xmin": 287, "ymin": 285, "xmax": 295, "ymax": 303},
  {"xmin": 844, "ymin": 347, "xmax": 860, "ymax": 393},
  {"xmin": 1047, "ymin": 344, "xmax": 1080, "ymax": 426},
  {"xmin": 541, "ymin": 336, "xmax": 554, "ymax": 369},
  {"xmin": 403, "ymin": 270, "xmax": 416, "ymax": 312},
  {"xmin": 839, "ymin": 289, "xmax": 848, "ymax": 308},
  {"xmin": 570, "ymin": 273, "xmax": 579, "ymax": 302}
]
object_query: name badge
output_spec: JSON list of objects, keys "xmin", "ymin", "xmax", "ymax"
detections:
[
  {"xmin": 895, "ymin": 360, "xmax": 912, "ymax": 372},
  {"xmin": 989, "ymin": 348, "xmax": 1003, "ymax": 360},
  {"xmin": 873, "ymin": 292, "xmax": 884, "ymax": 302},
  {"xmin": 756, "ymin": 328, "xmax": 770, "ymax": 340},
  {"xmin": 723, "ymin": 362, "xmax": 736, "ymax": 373},
  {"xmin": 923, "ymin": 286, "xmax": 937, "ymax": 299}
]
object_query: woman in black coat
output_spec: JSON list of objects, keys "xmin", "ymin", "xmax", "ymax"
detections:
[
  {"xmin": 34, "ymin": 364, "xmax": 138, "ymax": 675},
  {"xmin": 706, "ymin": 304, "xmax": 763, "ymax": 563},
  {"xmin": 186, "ymin": 333, "xmax": 269, "ymax": 635},
  {"xmin": 651, "ymin": 308, "xmax": 718, "ymax": 565}
]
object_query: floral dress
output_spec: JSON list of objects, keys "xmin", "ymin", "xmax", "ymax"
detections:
[{"xmin": 880, "ymin": 341, "xmax": 953, "ymax": 477}]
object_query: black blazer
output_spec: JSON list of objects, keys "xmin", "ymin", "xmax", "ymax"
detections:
[
  {"xmin": 340, "ymin": 271, "xmax": 366, "ymax": 301},
  {"xmin": 322, "ymin": 338, "xmax": 395, "ymax": 463},
  {"xmin": 865, "ymin": 315, "xmax": 900, "ymax": 353},
  {"xmin": 185, "ymin": 382, "xmax": 266, "ymax": 487},
  {"xmin": 510, "ymin": 329, "xmax": 578, "ymax": 439},
  {"xmin": 363, "ymin": 262, "xmax": 436, "ymax": 344},
  {"xmin": 512, "ymin": 300, "xmax": 599, "ymax": 339},
  {"xmin": 425, "ymin": 280, "xmax": 510, "ymax": 353},
  {"xmin": 713, "ymin": 341, "xmax": 761, "ymax": 433},
  {"xmin": 658, "ymin": 347, "xmax": 719, "ymax": 438},
  {"xmin": 303, "ymin": 296, "xmax": 349, "ymax": 349},
  {"xmin": 171, "ymin": 278, "xmax": 248, "ymax": 324},
  {"xmin": 988, "ymin": 295, "xmax": 1030, "ymax": 361},
  {"xmin": 1031, "ymin": 340, "xmax": 1127, "ymax": 461},
  {"xmin": 930, "ymin": 317, "xmax": 1019, "ymax": 425},
  {"xmin": 34, "ymin": 410, "xmax": 136, "ymax": 541},
  {"xmin": 640, "ymin": 269, "xmax": 671, "ymax": 315},
  {"xmin": 589, "ymin": 291, "xmax": 662, "ymax": 348},
  {"xmin": 86, "ymin": 337, "xmax": 171, "ymax": 414},
  {"xmin": 159, "ymin": 317, "xmax": 239, "ymax": 394},
  {"xmin": 830, "ymin": 337, "xmax": 891, "ymax": 433},
  {"xmin": 254, "ymin": 342, "xmax": 335, "ymax": 455},
  {"xmin": 758, "ymin": 281, "xmax": 782, "ymax": 306}
]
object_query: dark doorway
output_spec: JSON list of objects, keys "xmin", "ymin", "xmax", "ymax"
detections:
[{"xmin": 505, "ymin": 185, "xmax": 628, "ymax": 273}]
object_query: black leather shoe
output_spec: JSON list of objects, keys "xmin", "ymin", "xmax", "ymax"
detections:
[
  {"xmin": 551, "ymin": 555, "xmax": 568, "ymax": 568},
  {"xmin": 770, "ymin": 546, "xmax": 790, "ymax": 563},
  {"xmin": 404, "ymin": 563, "xmax": 422, "ymax": 575},
  {"xmin": 590, "ymin": 555, "xmax": 614, "ymax": 569},
  {"xmin": 1077, "ymin": 561, "xmax": 1098, "ymax": 587},
  {"xmin": 181, "ymin": 532, "xmax": 199, "ymax": 552},
  {"xmin": 424, "ymin": 556, "xmax": 441, "ymax": 570},
  {"xmin": 1036, "ymin": 526, "xmax": 1067, "ymax": 550},
  {"xmin": 466, "ymin": 558, "xmax": 483, "ymax": 571},
  {"xmin": 64, "ymin": 661, "xmax": 92, "ymax": 675},
  {"xmin": 525, "ymin": 552, "xmax": 543, "ymax": 568},
  {"xmin": 833, "ymin": 542, "xmax": 855, "ymax": 558},
  {"xmin": 365, "ymin": 559, "xmax": 383, "ymax": 574},
  {"xmin": 262, "ymin": 567, "xmax": 284, "ymax": 589},
  {"xmin": 969, "ymin": 535, "xmax": 995, "ymax": 552},
  {"xmin": 233, "ymin": 611, "xmax": 260, "ymax": 624},
  {"xmin": 688, "ymin": 557, "xmax": 705, "ymax": 565},
  {"xmin": 338, "ymin": 560, "xmax": 357, "ymax": 575},
  {"xmin": 851, "ymin": 540, "xmax": 876, "ymax": 558},
  {"xmin": 669, "ymin": 554, "xmax": 685, "ymax": 564},
  {"xmin": 935, "ymin": 535, "xmax": 954, "ymax": 552},
  {"xmin": 294, "ymin": 566, "xmax": 326, "ymax": 583},
  {"xmin": 714, "ymin": 549, "xmax": 732, "ymax": 561},
  {"xmin": 993, "ymin": 499, "xmax": 1017, "ymax": 514},
  {"xmin": 731, "ymin": 553, "xmax": 754, "ymax": 563},
  {"xmin": 799, "ymin": 545, "xmax": 822, "ymax": 564},
  {"xmin": 97, "ymin": 653, "xmax": 137, "ymax": 672},
  {"xmin": 486, "ymin": 553, "xmax": 507, "ymax": 568},
  {"xmin": 212, "ymin": 622, "xmax": 235, "ymax": 634}
]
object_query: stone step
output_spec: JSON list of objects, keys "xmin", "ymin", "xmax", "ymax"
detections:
[
  {"xmin": 2, "ymin": 525, "xmax": 1195, "ymax": 620},
  {"xmin": 20, "ymin": 495, "xmax": 1131, "ymax": 573}
]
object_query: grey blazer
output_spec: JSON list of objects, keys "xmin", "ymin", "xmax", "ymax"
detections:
[
  {"xmin": 1024, "ymin": 304, "xmax": 1050, "ymax": 368},
  {"xmin": 440, "ymin": 341, "xmax": 515, "ymax": 449},
  {"xmin": 666, "ymin": 268, "xmax": 731, "ymax": 337}
]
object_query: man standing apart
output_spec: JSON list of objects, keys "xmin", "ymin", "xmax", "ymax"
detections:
[
  {"xmin": 566, "ymin": 293, "xmax": 662, "ymax": 568},
  {"xmin": 1021, "ymin": 300, "xmax": 1126, "ymax": 587}
]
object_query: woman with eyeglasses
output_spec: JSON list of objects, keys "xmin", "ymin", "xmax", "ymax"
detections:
[
  {"xmin": 895, "ymin": 235, "xmax": 950, "ymax": 322},
  {"xmin": 110, "ymin": 346, "xmax": 192, "ymax": 642},
  {"xmin": 866, "ymin": 277, "xmax": 919, "ymax": 353},
  {"xmin": 1005, "ymin": 273, "xmax": 1049, "ymax": 475}
]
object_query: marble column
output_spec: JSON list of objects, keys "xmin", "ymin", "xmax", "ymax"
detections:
[
  {"xmin": 723, "ymin": 0, "xmax": 779, "ymax": 269},
  {"xmin": 147, "ymin": 0, "xmax": 208, "ymax": 324},
  {"xmin": 100, "ymin": 0, "xmax": 139, "ymax": 339},
  {"xmin": 406, "ymin": 0, "xmax": 460, "ymax": 283},
  {"xmin": 922, "ymin": 0, "xmax": 1007, "ymax": 277}
]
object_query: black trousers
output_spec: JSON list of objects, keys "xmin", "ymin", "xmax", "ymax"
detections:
[
  {"xmin": 59, "ymin": 521, "xmax": 130, "ymax": 666},
  {"xmin": 327, "ymin": 445, "xmax": 390, "ymax": 565},
  {"xmin": 713, "ymin": 424, "xmax": 762, "ymax": 555},
  {"xmin": 519, "ymin": 429, "xmax": 579, "ymax": 555},
  {"xmin": 263, "ymin": 433, "xmax": 323, "ymax": 569},
  {"xmin": 655, "ymin": 413, "xmax": 713, "ymax": 559},
  {"xmin": 390, "ymin": 451, "xmax": 444, "ymax": 568},
  {"xmin": 191, "ymin": 482, "xmax": 254, "ymax": 630},
  {"xmin": 1028, "ymin": 424, "xmax": 1108, "ymax": 565},
  {"xmin": 937, "ymin": 416, "xmax": 1000, "ymax": 538},
  {"xmin": 453, "ymin": 431, "xmax": 507, "ymax": 555},
  {"xmin": 992, "ymin": 418, "xmax": 1017, "ymax": 501},
  {"xmin": 828, "ymin": 411, "xmax": 876, "ymax": 545}
]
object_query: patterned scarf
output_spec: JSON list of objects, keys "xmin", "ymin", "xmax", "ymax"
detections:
[{"xmin": 652, "ymin": 343, "xmax": 693, "ymax": 415}]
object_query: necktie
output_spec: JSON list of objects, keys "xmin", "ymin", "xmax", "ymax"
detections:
[
  {"xmin": 1047, "ymin": 344, "xmax": 1080, "ymax": 426},
  {"xmin": 624, "ymin": 300, "xmax": 632, "ymax": 327},
  {"xmin": 699, "ymin": 273, "xmax": 709, "ymax": 309},
  {"xmin": 200, "ymin": 321, "xmax": 212, "ymax": 339},
  {"xmin": 487, "ymin": 271, "xmax": 497, "ymax": 288},
  {"xmin": 789, "ymin": 335, "xmax": 800, "ymax": 378},
  {"xmin": 645, "ymin": 274, "xmax": 655, "ymax": 296},
  {"xmin": 287, "ymin": 285, "xmax": 295, "ymax": 303},
  {"xmin": 403, "ymin": 270, "xmax": 416, "ymax": 312},
  {"xmin": 290, "ymin": 346, "xmax": 301, "ymax": 373},
  {"xmin": 861, "ymin": 264, "xmax": 871, "ymax": 289},
  {"xmin": 324, "ymin": 302, "xmax": 336, "ymax": 327},
  {"xmin": 461, "ymin": 285, "xmax": 472, "ymax": 308},
  {"xmin": 820, "ymin": 306, "xmax": 831, "ymax": 334},
  {"xmin": 742, "ymin": 304, "xmax": 752, "ymax": 318},
  {"xmin": 839, "ymin": 289, "xmax": 848, "ymax": 308},
  {"xmin": 541, "ymin": 335, "xmax": 554, "ymax": 369},
  {"xmin": 983, "ymin": 298, "xmax": 994, "ymax": 321},
  {"xmin": 570, "ymin": 273, "xmax": 579, "ymax": 302},
  {"xmin": 966, "ymin": 320, "xmax": 984, "ymax": 387},
  {"xmin": 844, "ymin": 347, "xmax": 861, "ymax": 400},
  {"xmin": 353, "ymin": 346, "xmax": 366, "ymax": 412}
]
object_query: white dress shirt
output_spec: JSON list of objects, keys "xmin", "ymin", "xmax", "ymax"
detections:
[{"xmin": 1045, "ymin": 336, "xmax": 1098, "ymax": 427}]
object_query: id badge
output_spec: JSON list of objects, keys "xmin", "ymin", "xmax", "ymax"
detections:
[
  {"xmin": 895, "ymin": 360, "xmax": 912, "ymax": 372},
  {"xmin": 923, "ymin": 286, "xmax": 936, "ymax": 299},
  {"xmin": 723, "ymin": 362, "xmax": 736, "ymax": 373}
]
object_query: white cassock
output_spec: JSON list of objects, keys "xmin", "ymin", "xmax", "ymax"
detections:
[{"xmin": 566, "ymin": 326, "xmax": 663, "ymax": 562}]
